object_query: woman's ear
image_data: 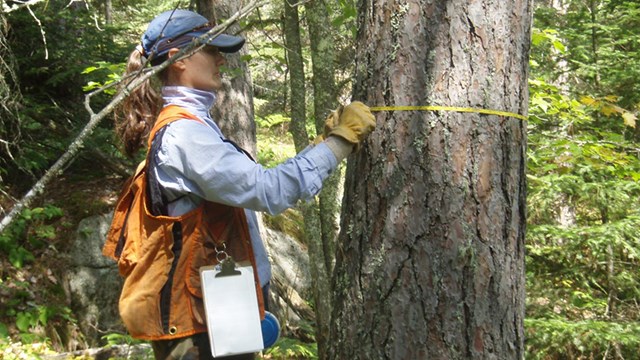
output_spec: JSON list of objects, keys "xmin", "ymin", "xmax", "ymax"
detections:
[{"xmin": 167, "ymin": 48, "xmax": 186, "ymax": 70}]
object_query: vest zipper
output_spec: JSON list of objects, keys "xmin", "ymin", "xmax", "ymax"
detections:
[{"xmin": 160, "ymin": 222, "xmax": 183, "ymax": 334}]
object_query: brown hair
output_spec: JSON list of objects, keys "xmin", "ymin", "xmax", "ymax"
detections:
[{"xmin": 113, "ymin": 48, "xmax": 164, "ymax": 157}]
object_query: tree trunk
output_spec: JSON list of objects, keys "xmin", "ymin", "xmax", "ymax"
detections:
[
  {"xmin": 283, "ymin": 2, "xmax": 333, "ymax": 357},
  {"xmin": 328, "ymin": 0, "xmax": 530, "ymax": 359},
  {"xmin": 305, "ymin": 0, "xmax": 341, "ymax": 279},
  {"xmin": 104, "ymin": 0, "xmax": 113, "ymax": 25},
  {"xmin": 284, "ymin": 0, "xmax": 307, "ymax": 153},
  {"xmin": 304, "ymin": 2, "xmax": 342, "ymax": 357},
  {"xmin": 197, "ymin": 0, "xmax": 257, "ymax": 157}
]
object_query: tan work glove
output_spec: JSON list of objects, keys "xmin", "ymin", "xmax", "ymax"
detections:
[
  {"xmin": 328, "ymin": 101, "xmax": 376, "ymax": 152},
  {"xmin": 312, "ymin": 105, "xmax": 343, "ymax": 145}
]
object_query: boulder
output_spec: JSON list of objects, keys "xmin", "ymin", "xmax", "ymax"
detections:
[{"xmin": 64, "ymin": 213, "xmax": 123, "ymax": 346}]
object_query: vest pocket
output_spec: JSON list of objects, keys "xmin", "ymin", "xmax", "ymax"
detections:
[
  {"xmin": 119, "ymin": 252, "xmax": 168, "ymax": 337},
  {"xmin": 184, "ymin": 224, "xmax": 215, "ymax": 326},
  {"xmin": 184, "ymin": 234, "xmax": 206, "ymax": 298},
  {"xmin": 116, "ymin": 218, "xmax": 140, "ymax": 277}
]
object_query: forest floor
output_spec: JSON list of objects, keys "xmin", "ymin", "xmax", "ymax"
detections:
[{"xmin": 0, "ymin": 154, "xmax": 130, "ymax": 357}]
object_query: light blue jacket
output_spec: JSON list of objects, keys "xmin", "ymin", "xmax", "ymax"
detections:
[{"xmin": 150, "ymin": 86, "xmax": 338, "ymax": 286}]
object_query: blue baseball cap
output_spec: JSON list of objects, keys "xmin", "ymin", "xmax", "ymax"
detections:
[{"xmin": 141, "ymin": 9, "xmax": 245, "ymax": 61}]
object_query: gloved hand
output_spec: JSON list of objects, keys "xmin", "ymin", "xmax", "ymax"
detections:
[
  {"xmin": 323, "ymin": 105, "xmax": 343, "ymax": 138},
  {"xmin": 312, "ymin": 105, "xmax": 343, "ymax": 145},
  {"xmin": 328, "ymin": 101, "xmax": 376, "ymax": 152}
]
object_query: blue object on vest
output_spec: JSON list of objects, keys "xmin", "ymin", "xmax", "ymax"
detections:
[{"xmin": 261, "ymin": 311, "xmax": 280, "ymax": 348}]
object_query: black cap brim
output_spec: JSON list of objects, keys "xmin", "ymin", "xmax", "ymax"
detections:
[{"xmin": 192, "ymin": 31, "xmax": 245, "ymax": 53}]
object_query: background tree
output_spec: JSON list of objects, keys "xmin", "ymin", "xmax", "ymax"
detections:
[
  {"xmin": 197, "ymin": 0, "xmax": 258, "ymax": 156},
  {"xmin": 526, "ymin": 0, "xmax": 640, "ymax": 357},
  {"xmin": 328, "ymin": 0, "xmax": 531, "ymax": 358},
  {"xmin": 298, "ymin": 1, "xmax": 342, "ymax": 356},
  {"xmin": 305, "ymin": 0, "xmax": 341, "ymax": 272},
  {"xmin": 281, "ymin": 0, "xmax": 330, "ymax": 353}
]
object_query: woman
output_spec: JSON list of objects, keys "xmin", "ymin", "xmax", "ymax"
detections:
[{"xmin": 103, "ymin": 9, "xmax": 375, "ymax": 360}]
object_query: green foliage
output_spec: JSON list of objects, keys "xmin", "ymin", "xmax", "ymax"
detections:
[
  {"xmin": 102, "ymin": 332, "xmax": 146, "ymax": 347},
  {"xmin": 531, "ymin": 28, "xmax": 566, "ymax": 54},
  {"xmin": 257, "ymin": 113, "xmax": 290, "ymax": 129},
  {"xmin": 13, "ymin": 305, "xmax": 73, "ymax": 343},
  {"xmin": 0, "ymin": 202, "xmax": 80, "ymax": 354},
  {"xmin": 331, "ymin": 0, "xmax": 358, "ymax": 38},
  {"xmin": 265, "ymin": 337, "xmax": 318, "ymax": 360},
  {"xmin": 3, "ymin": 2, "xmax": 128, "ymax": 185},
  {"xmin": 533, "ymin": 0, "xmax": 640, "ymax": 110},
  {"xmin": 263, "ymin": 208, "xmax": 306, "ymax": 243},
  {"xmin": 526, "ymin": 2, "xmax": 640, "ymax": 357},
  {"xmin": 256, "ymin": 112, "xmax": 296, "ymax": 168},
  {"xmin": 526, "ymin": 318, "xmax": 640, "ymax": 359},
  {"xmin": 0, "ymin": 283, "xmax": 75, "ymax": 346},
  {"xmin": 82, "ymin": 61, "xmax": 125, "ymax": 95},
  {"xmin": 0, "ymin": 205, "xmax": 63, "ymax": 268},
  {"xmin": 0, "ymin": 339, "xmax": 57, "ymax": 360},
  {"xmin": 0, "ymin": 0, "xmax": 635, "ymax": 357}
]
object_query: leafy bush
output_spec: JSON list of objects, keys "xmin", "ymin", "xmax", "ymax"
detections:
[
  {"xmin": 0, "ymin": 205, "xmax": 63, "ymax": 268},
  {"xmin": 264, "ymin": 337, "xmax": 317, "ymax": 359},
  {"xmin": 526, "ymin": 318, "xmax": 640, "ymax": 359}
]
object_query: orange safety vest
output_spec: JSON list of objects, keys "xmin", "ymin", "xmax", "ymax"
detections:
[{"xmin": 102, "ymin": 105, "xmax": 264, "ymax": 341}]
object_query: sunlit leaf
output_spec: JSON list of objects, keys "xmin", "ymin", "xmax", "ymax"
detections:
[
  {"xmin": 532, "ymin": 32, "xmax": 546, "ymax": 46},
  {"xmin": 579, "ymin": 96, "xmax": 598, "ymax": 106},
  {"xmin": 601, "ymin": 105, "xmax": 617, "ymax": 117},
  {"xmin": 552, "ymin": 40, "xmax": 566, "ymax": 53},
  {"xmin": 622, "ymin": 112, "xmax": 637, "ymax": 128}
]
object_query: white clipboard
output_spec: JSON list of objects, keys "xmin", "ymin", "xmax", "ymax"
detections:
[{"xmin": 200, "ymin": 260, "xmax": 263, "ymax": 357}]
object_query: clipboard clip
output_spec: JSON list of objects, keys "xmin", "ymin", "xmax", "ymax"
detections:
[{"xmin": 216, "ymin": 257, "xmax": 242, "ymax": 277}]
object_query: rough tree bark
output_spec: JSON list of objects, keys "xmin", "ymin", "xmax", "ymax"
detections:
[
  {"xmin": 197, "ymin": 0, "xmax": 257, "ymax": 157},
  {"xmin": 328, "ymin": 0, "xmax": 531, "ymax": 359}
]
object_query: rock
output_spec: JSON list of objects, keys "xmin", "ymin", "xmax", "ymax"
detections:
[
  {"xmin": 64, "ymin": 213, "xmax": 124, "ymax": 346},
  {"xmin": 263, "ymin": 227, "xmax": 315, "ymax": 327},
  {"xmin": 264, "ymin": 227, "xmax": 311, "ymax": 298}
]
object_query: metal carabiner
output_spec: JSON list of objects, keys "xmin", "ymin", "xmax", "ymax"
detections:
[{"xmin": 215, "ymin": 242, "xmax": 228, "ymax": 263}]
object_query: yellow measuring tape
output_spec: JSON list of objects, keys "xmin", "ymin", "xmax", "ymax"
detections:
[{"xmin": 370, "ymin": 105, "xmax": 527, "ymax": 121}]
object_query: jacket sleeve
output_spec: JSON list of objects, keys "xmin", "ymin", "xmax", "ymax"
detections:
[{"xmin": 153, "ymin": 119, "xmax": 338, "ymax": 215}]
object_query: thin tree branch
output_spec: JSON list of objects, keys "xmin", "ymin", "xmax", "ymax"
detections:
[
  {"xmin": 0, "ymin": 0, "xmax": 268, "ymax": 234},
  {"xmin": 25, "ymin": 4, "xmax": 48, "ymax": 59},
  {"xmin": 2, "ymin": 0, "xmax": 47, "ymax": 13}
]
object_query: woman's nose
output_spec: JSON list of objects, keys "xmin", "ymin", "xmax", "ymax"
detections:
[{"xmin": 216, "ymin": 54, "xmax": 226, "ymax": 66}]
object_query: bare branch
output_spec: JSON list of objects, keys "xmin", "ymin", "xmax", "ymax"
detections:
[
  {"xmin": 26, "ymin": 4, "xmax": 48, "ymax": 59},
  {"xmin": 0, "ymin": 0, "xmax": 268, "ymax": 234},
  {"xmin": 2, "ymin": 0, "xmax": 47, "ymax": 13}
]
